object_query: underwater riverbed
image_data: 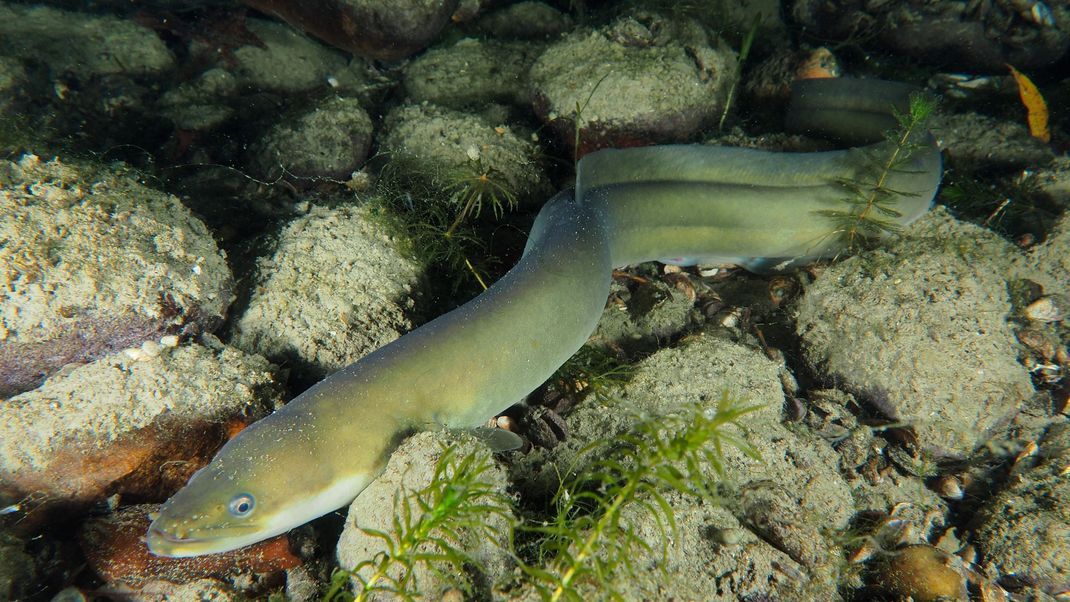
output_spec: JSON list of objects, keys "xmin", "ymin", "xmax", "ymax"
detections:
[{"xmin": 0, "ymin": 0, "xmax": 1068, "ymax": 600}]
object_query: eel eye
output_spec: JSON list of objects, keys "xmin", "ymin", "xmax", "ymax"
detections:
[{"xmin": 228, "ymin": 493, "xmax": 255, "ymax": 517}]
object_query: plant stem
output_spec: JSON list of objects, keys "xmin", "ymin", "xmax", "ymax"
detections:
[
  {"xmin": 845, "ymin": 119, "xmax": 915, "ymax": 248},
  {"xmin": 550, "ymin": 477, "xmax": 637, "ymax": 602},
  {"xmin": 464, "ymin": 256, "xmax": 488, "ymax": 290}
]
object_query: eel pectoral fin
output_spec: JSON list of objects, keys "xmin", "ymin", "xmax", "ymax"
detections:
[{"xmin": 466, "ymin": 426, "xmax": 525, "ymax": 452}]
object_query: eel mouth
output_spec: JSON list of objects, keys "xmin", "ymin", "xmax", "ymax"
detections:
[
  {"xmin": 147, "ymin": 525, "xmax": 198, "ymax": 544},
  {"xmin": 145, "ymin": 518, "xmax": 268, "ymax": 557},
  {"xmin": 145, "ymin": 524, "xmax": 210, "ymax": 557}
]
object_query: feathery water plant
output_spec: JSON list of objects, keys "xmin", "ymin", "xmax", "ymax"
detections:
[
  {"xmin": 522, "ymin": 391, "xmax": 762, "ymax": 601},
  {"xmin": 323, "ymin": 445, "xmax": 516, "ymax": 602},
  {"xmin": 817, "ymin": 92, "xmax": 937, "ymax": 251},
  {"xmin": 374, "ymin": 152, "xmax": 523, "ymax": 291},
  {"xmin": 442, "ymin": 156, "xmax": 519, "ymax": 238},
  {"xmin": 320, "ymin": 392, "xmax": 760, "ymax": 601}
]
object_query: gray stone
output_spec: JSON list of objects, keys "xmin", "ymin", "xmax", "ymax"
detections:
[
  {"xmin": 0, "ymin": 155, "xmax": 233, "ymax": 397},
  {"xmin": 404, "ymin": 38, "xmax": 543, "ymax": 109},
  {"xmin": 530, "ymin": 13, "xmax": 737, "ymax": 154},
  {"xmin": 974, "ymin": 422, "xmax": 1070, "ymax": 593},
  {"xmin": 515, "ymin": 333, "xmax": 853, "ymax": 601},
  {"xmin": 796, "ymin": 208, "xmax": 1034, "ymax": 457},
  {"xmin": 247, "ymin": 96, "xmax": 374, "ymax": 181},
  {"xmin": 230, "ymin": 204, "xmax": 426, "ymax": 382},
  {"xmin": 0, "ymin": 3, "xmax": 173, "ymax": 78},
  {"xmin": 380, "ymin": 103, "xmax": 551, "ymax": 209},
  {"xmin": 336, "ymin": 431, "xmax": 515, "ymax": 600}
]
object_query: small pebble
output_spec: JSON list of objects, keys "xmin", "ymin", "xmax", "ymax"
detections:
[
  {"xmin": 933, "ymin": 475, "xmax": 964, "ymax": 500},
  {"xmin": 698, "ymin": 266, "xmax": 720, "ymax": 277},
  {"xmin": 1025, "ymin": 294, "xmax": 1068, "ymax": 322},
  {"xmin": 871, "ymin": 544, "xmax": 968, "ymax": 602},
  {"xmin": 795, "ymin": 47, "xmax": 840, "ymax": 80},
  {"xmin": 709, "ymin": 527, "xmax": 746, "ymax": 546},
  {"xmin": 1017, "ymin": 327, "xmax": 1057, "ymax": 359},
  {"xmin": 50, "ymin": 587, "xmax": 89, "ymax": 602},
  {"xmin": 140, "ymin": 340, "xmax": 161, "ymax": 358},
  {"xmin": 160, "ymin": 334, "xmax": 180, "ymax": 348}
]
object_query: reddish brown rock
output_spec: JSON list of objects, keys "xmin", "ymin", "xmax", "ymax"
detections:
[
  {"xmin": 6, "ymin": 419, "xmax": 230, "ymax": 536},
  {"xmin": 79, "ymin": 505, "xmax": 300, "ymax": 588},
  {"xmin": 242, "ymin": 0, "xmax": 459, "ymax": 61},
  {"xmin": 0, "ymin": 342, "xmax": 279, "ymax": 533}
]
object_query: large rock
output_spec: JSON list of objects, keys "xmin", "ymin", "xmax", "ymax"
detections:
[
  {"xmin": 79, "ymin": 504, "xmax": 299, "ymax": 592},
  {"xmin": 530, "ymin": 12, "xmax": 737, "ymax": 157},
  {"xmin": 403, "ymin": 38, "xmax": 543, "ymax": 109},
  {"xmin": 336, "ymin": 431, "xmax": 516, "ymax": 600},
  {"xmin": 241, "ymin": 0, "xmax": 459, "ymax": 61},
  {"xmin": 0, "ymin": 155, "xmax": 233, "ymax": 397},
  {"xmin": 0, "ymin": 3, "xmax": 173, "ymax": 78},
  {"xmin": 796, "ymin": 208, "xmax": 1034, "ymax": 457},
  {"xmin": 0, "ymin": 338, "xmax": 279, "ymax": 517},
  {"xmin": 973, "ymin": 422, "xmax": 1070, "ymax": 595},
  {"xmin": 379, "ymin": 103, "xmax": 552, "ymax": 209},
  {"xmin": 230, "ymin": 204, "xmax": 426, "ymax": 383},
  {"xmin": 247, "ymin": 95, "xmax": 374, "ymax": 181}
]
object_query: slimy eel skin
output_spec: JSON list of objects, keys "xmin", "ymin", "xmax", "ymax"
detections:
[{"xmin": 146, "ymin": 78, "xmax": 942, "ymax": 557}]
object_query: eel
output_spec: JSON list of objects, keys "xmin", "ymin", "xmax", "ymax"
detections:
[{"xmin": 147, "ymin": 78, "xmax": 943, "ymax": 557}]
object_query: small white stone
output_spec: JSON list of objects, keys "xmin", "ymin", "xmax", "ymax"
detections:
[
  {"xmin": 160, "ymin": 334, "xmax": 180, "ymax": 348},
  {"xmin": 719, "ymin": 308, "xmax": 742, "ymax": 329},
  {"xmin": 140, "ymin": 340, "xmax": 161, "ymax": 358},
  {"xmin": 698, "ymin": 266, "xmax": 720, "ymax": 277},
  {"xmin": 1025, "ymin": 295, "xmax": 1067, "ymax": 323}
]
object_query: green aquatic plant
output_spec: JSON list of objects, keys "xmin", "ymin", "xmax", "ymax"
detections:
[
  {"xmin": 323, "ymin": 445, "xmax": 516, "ymax": 602},
  {"xmin": 718, "ymin": 13, "xmax": 762, "ymax": 132},
  {"xmin": 319, "ymin": 392, "xmax": 760, "ymax": 601},
  {"xmin": 373, "ymin": 152, "xmax": 523, "ymax": 291},
  {"xmin": 550, "ymin": 344, "xmax": 635, "ymax": 404},
  {"xmin": 442, "ymin": 156, "xmax": 519, "ymax": 238},
  {"xmin": 521, "ymin": 391, "xmax": 762, "ymax": 601},
  {"xmin": 941, "ymin": 168, "xmax": 1058, "ymax": 241},
  {"xmin": 570, "ymin": 72, "xmax": 612, "ymax": 168},
  {"xmin": 817, "ymin": 92, "xmax": 937, "ymax": 251}
]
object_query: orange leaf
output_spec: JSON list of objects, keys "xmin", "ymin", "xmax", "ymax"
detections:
[{"xmin": 1007, "ymin": 64, "xmax": 1051, "ymax": 144}]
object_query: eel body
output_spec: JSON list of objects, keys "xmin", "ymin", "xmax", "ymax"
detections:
[{"xmin": 147, "ymin": 78, "xmax": 942, "ymax": 557}]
